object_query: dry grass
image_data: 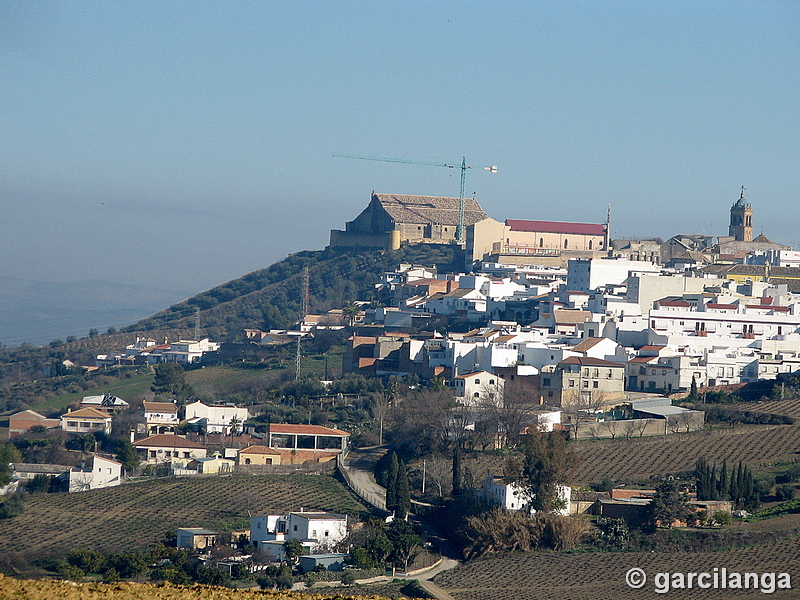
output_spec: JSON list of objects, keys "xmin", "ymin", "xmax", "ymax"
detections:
[{"xmin": 0, "ymin": 576, "xmax": 392, "ymax": 600}]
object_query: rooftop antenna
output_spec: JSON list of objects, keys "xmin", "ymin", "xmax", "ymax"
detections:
[{"xmin": 333, "ymin": 154, "xmax": 497, "ymax": 244}]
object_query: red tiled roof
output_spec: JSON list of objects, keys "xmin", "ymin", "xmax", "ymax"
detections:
[
  {"xmin": 639, "ymin": 345, "xmax": 665, "ymax": 351},
  {"xmin": 143, "ymin": 401, "xmax": 178, "ymax": 413},
  {"xmin": 706, "ymin": 303, "xmax": 737, "ymax": 310},
  {"xmin": 630, "ymin": 356, "xmax": 658, "ymax": 363},
  {"xmin": 657, "ymin": 300, "xmax": 691, "ymax": 307},
  {"xmin": 560, "ymin": 356, "xmax": 624, "ymax": 367},
  {"xmin": 269, "ymin": 424, "xmax": 350, "ymax": 436},
  {"xmin": 506, "ymin": 219, "xmax": 606, "ymax": 236}
]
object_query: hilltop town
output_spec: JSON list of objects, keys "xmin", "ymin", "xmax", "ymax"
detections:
[{"xmin": 2, "ymin": 188, "xmax": 800, "ymax": 599}]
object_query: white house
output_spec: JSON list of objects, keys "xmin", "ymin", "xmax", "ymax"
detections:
[
  {"xmin": 182, "ymin": 401, "xmax": 250, "ymax": 434},
  {"xmin": 133, "ymin": 434, "xmax": 208, "ymax": 464},
  {"xmin": 67, "ymin": 455, "xmax": 123, "ymax": 492},
  {"xmin": 480, "ymin": 473, "xmax": 571, "ymax": 516},
  {"xmin": 250, "ymin": 512, "xmax": 348, "ymax": 556},
  {"xmin": 161, "ymin": 338, "xmax": 220, "ymax": 364},
  {"xmin": 566, "ymin": 258, "xmax": 660, "ymax": 292},
  {"xmin": 141, "ymin": 401, "xmax": 179, "ymax": 435},
  {"xmin": 452, "ymin": 370, "xmax": 504, "ymax": 407}
]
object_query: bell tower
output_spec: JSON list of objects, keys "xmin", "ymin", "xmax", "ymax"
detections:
[{"xmin": 729, "ymin": 186, "xmax": 753, "ymax": 242}]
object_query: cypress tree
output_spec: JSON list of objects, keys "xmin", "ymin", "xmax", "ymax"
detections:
[
  {"xmin": 709, "ymin": 463, "xmax": 718, "ymax": 500},
  {"xmin": 718, "ymin": 460, "xmax": 728, "ymax": 500},
  {"xmin": 386, "ymin": 452, "xmax": 399, "ymax": 514},
  {"xmin": 695, "ymin": 458, "xmax": 709, "ymax": 501},
  {"xmin": 452, "ymin": 446, "xmax": 463, "ymax": 496},
  {"xmin": 396, "ymin": 458, "xmax": 411, "ymax": 519}
]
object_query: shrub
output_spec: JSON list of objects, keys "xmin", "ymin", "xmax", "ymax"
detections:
[
  {"xmin": 67, "ymin": 548, "xmax": 106, "ymax": 574},
  {"xmin": 775, "ymin": 484, "xmax": 796, "ymax": 502},
  {"xmin": 340, "ymin": 570, "xmax": 357, "ymax": 585},
  {"xmin": 400, "ymin": 579, "xmax": 436, "ymax": 598},
  {"xmin": 713, "ymin": 510, "xmax": 733, "ymax": 526}
]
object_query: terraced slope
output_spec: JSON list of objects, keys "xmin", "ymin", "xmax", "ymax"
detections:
[{"xmin": 0, "ymin": 474, "xmax": 368, "ymax": 561}]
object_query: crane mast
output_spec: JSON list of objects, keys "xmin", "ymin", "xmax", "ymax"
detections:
[{"xmin": 333, "ymin": 153, "xmax": 497, "ymax": 244}]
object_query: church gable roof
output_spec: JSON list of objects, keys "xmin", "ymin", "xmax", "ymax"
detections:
[{"xmin": 372, "ymin": 193, "xmax": 487, "ymax": 227}]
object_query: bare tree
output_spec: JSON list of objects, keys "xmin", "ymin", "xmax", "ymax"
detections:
[
  {"xmin": 635, "ymin": 419, "xmax": 649, "ymax": 437},
  {"xmin": 667, "ymin": 415, "xmax": 681, "ymax": 434},
  {"xmin": 623, "ymin": 420, "xmax": 638, "ymax": 440},
  {"xmin": 561, "ymin": 390, "xmax": 607, "ymax": 439},
  {"xmin": 600, "ymin": 420, "xmax": 618, "ymax": 440},
  {"xmin": 425, "ymin": 455, "xmax": 452, "ymax": 497}
]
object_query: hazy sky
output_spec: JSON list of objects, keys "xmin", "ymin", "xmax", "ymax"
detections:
[{"xmin": 3, "ymin": 1, "xmax": 800, "ymax": 295}]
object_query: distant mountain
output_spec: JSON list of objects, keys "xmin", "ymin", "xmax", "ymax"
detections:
[
  {"xmin": 123, "ymin": 245, "xmax": 463, "ymax": 340},
  {"xmin": 0, "ymin": 276, "xmax": 193, "ymax": 346}
]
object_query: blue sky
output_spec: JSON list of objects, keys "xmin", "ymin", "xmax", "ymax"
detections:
[{"xmin": 2, "ymin": 1, "xmax": 800, "ymax": 295}]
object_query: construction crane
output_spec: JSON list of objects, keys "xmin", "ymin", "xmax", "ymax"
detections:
[{"xmin": 333, "ymin": 154, "xmax": 497, "ymax": 243}]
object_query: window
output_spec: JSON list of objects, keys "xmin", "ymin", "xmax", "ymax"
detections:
[
  {"xmin": 588, "ymin": 240, "xmax": 593, "ymax": 250},
  {"xmin": 540, "ymin": 238, "xmax": 544, "ymax": 247},
  {"xmin": 564, "ymin": 239, "xmax": 569, "ymax": 248},
  {"xmin": 542, "ymin": 377, "xmax": 551, "ymax": 387},
  {"xmin": 593, "ymin": 381, "xmax": 598, "ymax": 388},
  {"xmin": 245, "ymin": 458, "xmax": 251, "ymax": 465},
  {"xmin": 582, "ymin": 380, "xmax": 589, "ymax": 388},
  {"xmin": 489, "ymin": 379, "xmax": 495, "ymax": 385},
  {"xmin": 294, "ymin": 525, "xmax": 298, "ymax": 532},
  {"xmin": 547, "ymin": 391, "xmax": 554, "ymax": 397},
  {"xmin": 568, "ymin": 379, "xmax": 575, "ymax": 387},
  {"xmin": 324, "ymin": 530, "xmax": 329, "ymax": 537}
]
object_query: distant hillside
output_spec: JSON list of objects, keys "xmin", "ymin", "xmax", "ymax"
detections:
[{"xmin": 123, "ymin": 245, "xmax": 463, "ymax": 340}]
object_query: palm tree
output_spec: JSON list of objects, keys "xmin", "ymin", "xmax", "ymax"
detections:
[{"xmin": 341, "ymin": 301, "xmax": 362, "ymax": 326}]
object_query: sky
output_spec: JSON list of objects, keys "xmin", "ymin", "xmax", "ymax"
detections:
[{"xmin": 3, "ymin": 1, "xmax": 800, "ymax": 301}]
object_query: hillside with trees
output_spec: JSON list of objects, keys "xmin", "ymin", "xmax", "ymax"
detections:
[{"xmin": 122, "ymin": 245, "xmax": 462, "ymax": 339}]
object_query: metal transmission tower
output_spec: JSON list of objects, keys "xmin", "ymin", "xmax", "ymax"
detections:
[
  {"xmin": 333, "ymin": 154, "xmax": 497, "ymax": 243},
  {"xmin": 295, "ymin": 267, "xmax": 310, "ymax": 381}
]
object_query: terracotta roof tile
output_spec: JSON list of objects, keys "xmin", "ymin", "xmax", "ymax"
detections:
[{"xmin": 506, "ymin": 219, "xmax": 606, "ymax": 236}]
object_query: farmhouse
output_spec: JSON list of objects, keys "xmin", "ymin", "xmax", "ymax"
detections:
[
  {"xmin": 140, "ymin": 401, "xmax": 179, "ymax": 435},
  {"xmin": 8, "ymin": 410, "xmax": 60, "ymax": 438},
  {"xmin": 237, "ymin": 445, "xmax": 283, "ymax": 466},
  {"xmin": 266, "ymin": 423, "xmax": 350, "ymax": 462},
  {"xmin": 480, "ymin": 473, "xmax": 571, "ymax": 516},
  {"xmin": 250, "ymin": 511, "xmax": 348, "ymax": 554},
  {"xmin": 176, "ymin": 528, "xmax": 221, "ymax": 550},
  {"xmin": 182, "ymin": 401, "xmax": 250, "ymax": 434},
  {"xmin": 133, "ymin": 434, "xmax": 208, "ymax": 464},
  {"xmin": 67, "ymin": 455, "xmax": 123, "ymax": 492},
  {"xmin": 60, "ymin": 407, "xmax": 113, "ymax": 435}
]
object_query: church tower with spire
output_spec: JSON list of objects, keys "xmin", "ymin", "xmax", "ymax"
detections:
[{"xmin": 729, "ymin": 187, "xmax": 753, "ymax": 242}]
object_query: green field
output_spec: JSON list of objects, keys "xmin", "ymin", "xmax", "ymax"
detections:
[
  {"xmin": 0, "ymin": 474, "xmax": 369, "ymax": 562},
  {"xmin": 28, "ymin": 372, "xmax": 155, "ymax": 416}
]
